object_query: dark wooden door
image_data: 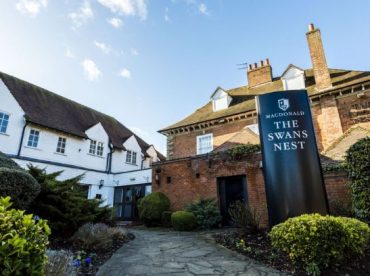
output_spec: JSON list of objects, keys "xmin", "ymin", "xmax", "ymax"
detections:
[
  {"xmin": 114, "ymin": 185, "xmax": 146, "ymax": 221},
  {"xmin": 218, "ymin": 175, "xmax": 247, "ymax": 225}
]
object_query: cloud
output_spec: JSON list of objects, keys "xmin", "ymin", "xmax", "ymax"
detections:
[
  {"xmin": 82, "ymin": 59, "xmax": 101, "ymax": 81},
  {"xmin": 16, "ymin": 0, "xmax": 47, "ymax": 17},
  {"xmin": 68, "ymin": 0, "xmax": 94, "ymax": 29},
  {"xmin": 119, "ymin": 68, "xmax": 131, "ymax": 79},
  {"xmin": 107, "ymin": 17, "xmax": 123, "ymax": 28},
  {"xmin": 65, "ymin": 48, "xmax": 74, "ymax": 59},
  {"xmin": 130, "ymin": 126, "xmax": 149, "ymax": 138},
  {"xmin": 198, "ymin": 3, "xmax": 210, "ymax": 16},
  {"xmin": 130, "ymin": 48, "xmax": 139, "ymax": 56},
  {"xmin": 94, "ymin": 41, "xmax": 111, "ymax": 54},
  {"xmin": 97, "ymin": 0, "xmax": 147, "ymax": 20},
  {"xmin": 164, "ymin": 7, "xmax": 171, "ymax": 22}
]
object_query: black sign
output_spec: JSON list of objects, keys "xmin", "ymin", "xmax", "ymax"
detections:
[{"xmin": 256, "ymin": 90, "xmax": 328, "ymax": 227}]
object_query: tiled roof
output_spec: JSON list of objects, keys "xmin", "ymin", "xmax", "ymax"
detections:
[
  {"xmin": 0, "ymin": 71, "xmax": 165, "ymax": 159},
  {"xmin": 161, "ymin": 68, "xmax": 370, "ymax": 132}
]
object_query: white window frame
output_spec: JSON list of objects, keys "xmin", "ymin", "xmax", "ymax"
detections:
[
  {"xmin": 97, "ymin": 142, "xmax": 104, "ymax": 156},
  {"xmin": 27, "ymin": 129, "xmax": 40, "ymax": 148},
  {"xmin": 196, "ymin": 133, "xmax": 213, "ymax": 155},
  {"xmin": 89, "ymin": 140, "xmax": 97, "ymax": 155},
  {"xmin": 126, "ymin": 150, "xmax": 132, "ymax": 163},
  {"xmin": 132, "ymin": 151, "xmax": 137, "ymax": 165},
  {"xmin": 56, "ymin": 136, "xmax": 67, "ymax": 154},
  {"xmin": 0, "ymin": 112, "xmax": 10, "ymax": 134}
]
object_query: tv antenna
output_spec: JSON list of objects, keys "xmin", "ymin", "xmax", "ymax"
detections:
[{"xmin": 237, "ymin": 62, "xmax": 248, "ymax": 70}]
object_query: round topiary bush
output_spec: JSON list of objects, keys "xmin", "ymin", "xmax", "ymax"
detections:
[
  {"xmin": 0, "ymin": 168, "xmax": 40, "ymax": 210},
  {"xmin": 0, "ymin": 196, "xmax": 50, "ymax": 275},
  {"xmin": 0, "ymin": 151, "xmax": 21, "ymax": 169},
  {"xmin": 138, "ymin": 192, "xmax": 170, "ymax": 226},
  {"xmin": 171, "ymin": 211, "xmax": 197, "ymax": 231},
  {"xmin": 345, "ymin": 137, "xmax": 370, "ymax": 222},
  {"xmin": 270, "ymin": 214, "xmax": 370, "ymax": 275}
]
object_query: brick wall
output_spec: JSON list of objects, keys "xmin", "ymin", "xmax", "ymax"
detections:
[
  {"xmin": 153, "ymin": 153, "xmax": 350, "ymax": 228},
  {"xmin": 169, "ymin": 117, "xmax": 256, "ymax": 159}
]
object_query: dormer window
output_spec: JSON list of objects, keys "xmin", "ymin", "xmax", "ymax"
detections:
[
  {"xmin": 210, "ymin": 87, "xmax": 232, "ymax": 112},
  {"xmin": 281, "ymin": 64, "xmax": 305, "ymax": 90}
]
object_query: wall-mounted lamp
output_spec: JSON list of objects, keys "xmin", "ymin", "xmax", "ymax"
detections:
[
  {"xmin": 99, "ymin": 179, "xmax": 104, "ymax": 189},
  {"xmin": 130, "ymin": 177, "xmax": 136, "ymax": 182},
  {"xmin": 155, "ymin": 174, "xmax": 160, "ymax": 185}
]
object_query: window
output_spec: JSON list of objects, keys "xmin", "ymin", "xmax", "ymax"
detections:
[
  {"xmin": 126, "ymin": 150, "xmax": 137, "ymax": 165},
  {"xmin": 97, "ymin": 142, "xmax": 104, "ymax": 156},
  {"xmin": 27, "ymin": 129, "xmax": 40, "ymax": 148},
  {"xmin": 126, "ymin": 150, "xmax": 132, "ymax": 163},
  {"xmin": 89, "ymin": 140, "xmax": 97, "ymax": 155},
  {"xmin": 132, "ymin": 152, "xmax": 137, "ymax": 165},
  {"xmin": 56, "ymin": 137, "xmax": 66, "ymax": 154},
  {"xmin": 0, "ymin": 112, "xmax": 9, "ymax": 134},
  {"xmin": 95, "ymin": 194, "xmax": 102, "ymax": 200},
  {"xmin": 196, "ymin": 133, "xmax": 213, "ymax": 155}
]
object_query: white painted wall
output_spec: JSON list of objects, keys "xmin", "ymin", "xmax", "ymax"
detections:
[
  {"xmin": 0, "ymin": 80, "xmax": 25, "ymax": 154},
  {"xmin": 0, "ymin": 80, "xmax": 160, "ymax": 208},
  {"xmin": 211, "ymin": 88, "xmax": 232, "ymax": 112},
  {"xmin": 281, "ymin": 66, "xmax": 305, "ymax": 90}
]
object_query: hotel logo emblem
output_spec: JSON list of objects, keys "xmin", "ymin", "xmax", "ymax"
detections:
[{"xmin": 278, "ymin": 98, "xmax": 290, "ymax": 111}]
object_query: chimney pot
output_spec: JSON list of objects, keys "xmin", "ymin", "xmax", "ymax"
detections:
[
  {"xmin": 254, "ymin": 63, "xmax": 258, "ymax": 69},
  {"xmin": 248, "ymin": 64, "xmax": 252, "ymax": 70},
  {"xmin": 308, "ymin": 23, "xmax": 315, "ymax": 32},
  {"xmin": 260, "ymin": 60, "xmax": 264, "ymax": 67},
  {"xmin": 265, "ymin": 58, "xmax": 270, "ymax": 65}
]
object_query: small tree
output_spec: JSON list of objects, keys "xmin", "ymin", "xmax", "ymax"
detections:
[
  {"xmin": 27, "ymin": 165, "xmax": 112, "ymax": 238},
  {"xmin": 345, "ymin": 137, "xmax": 370, "ymax": 223}
]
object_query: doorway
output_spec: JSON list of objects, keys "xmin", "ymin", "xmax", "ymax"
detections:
[
  {"xmin": 113, "ymin": 184, "xmax": 148, "ymax": 221},
  {"xmin": 218, "ymin": 175, "xmax": 247, "ymax": 225}
]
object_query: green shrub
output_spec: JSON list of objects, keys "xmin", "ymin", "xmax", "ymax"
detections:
[
  {"xmin": 0, "ymin": 196, "xmax": 50, "ymax": 275},
  {"xmin": 0, "ymin": 152, "xmax": 21, "ymax": 169},
  {"xmin": 27, "ymin": 165, "xmax": 112, "ymax": 238},
  {"xmin": 185, "ymin": 198, "xmax": 221, "ymax": 229},
  {"xmin": 71, "ymin": 223, "xmax": 128, "ymax": 253},
  {"xmin": 171, "ymin": 211, "xmax": 197, "ymax": 231},
  {"xmin": 138, "ymin": 192, "xmax": 170, "ymax": 227},
  {"xmin": 345, "ymin": 137, "xmax": 370, "ymax": 222},
  {"xmin": 270, "ymin": 214, "xmax": 370, "ymax": 274},
  {"xmin": 161, "ymin": 211, "xmax": 172, "ymax": 227},
  {"xmin": 0, "ymin": 167, "xmax": 40, "ymax": 210},
  {"xmin": 228, "ymin": 201, "xmax": 261, "ymax": 233}
]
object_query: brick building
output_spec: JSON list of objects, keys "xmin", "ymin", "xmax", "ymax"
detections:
[{"xmin": 153, "ymin": 24, "xmax": 370, "ymax": 227}]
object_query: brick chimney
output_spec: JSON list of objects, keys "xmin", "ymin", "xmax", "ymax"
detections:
[
  {"xmin": 306, "ymin": 23, "xmax": 332, "ymax": 91},
  {"xmin": 247, "ymin": 58, "xmax": 273, "ymax": 87}
]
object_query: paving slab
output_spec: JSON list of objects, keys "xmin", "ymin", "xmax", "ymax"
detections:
[{"xmin": 97, "ymin": 229, "xmax": 287, "ymax": 276}]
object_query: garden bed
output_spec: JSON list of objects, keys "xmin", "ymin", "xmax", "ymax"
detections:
[
  {"xmin": 213, "ymin": 230, "xmax": 370, "ymax": 275},
  {"xmin": 48, "ymin": 229, "xmax": 135, "ymax": 275}
]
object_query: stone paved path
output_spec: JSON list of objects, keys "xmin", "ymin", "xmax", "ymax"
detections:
[{"xmin": 97, "ymin": 229, "xmax": 286, "ymax": 276}]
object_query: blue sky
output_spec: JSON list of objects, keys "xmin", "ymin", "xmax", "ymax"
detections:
[{"xmin": 1, "ymin": 0, "xmax": 370, "ymax": 155}]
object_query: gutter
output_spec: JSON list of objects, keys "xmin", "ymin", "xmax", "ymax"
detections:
[
  {"xmin": 17, "ymin": 118, "xmax": 28, "ymax": 156},
  {"xmin": 106, "ymin": 141, "xmax": 114, "ymax": 174}
]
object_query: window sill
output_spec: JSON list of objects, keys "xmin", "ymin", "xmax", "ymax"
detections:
[
  {"xmin": 87, "ymin": 153, "xmax": 105, "ymax": 159},
  {"xmin": 0, "ymin": 132, "xmax": 9, "ymax": 136},
  {"xmin": 54, "ymin": 152, "xmax": 67, "ymax": 156},
  {"xmin": 24, "ymin": 145, "xmax": 41, "ymax": 151},
  {"xmin": 125, "ymin": 162, "xmax": 138, "ymax": 166}
]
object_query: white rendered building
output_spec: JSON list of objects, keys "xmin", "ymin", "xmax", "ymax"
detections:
[{"xmin": 0, "ymin": 72, "xmax": 164, "ymax": 221}]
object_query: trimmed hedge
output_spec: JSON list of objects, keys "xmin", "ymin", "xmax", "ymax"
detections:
[
  {"xmin": 185, "ymin": 198, "xmax": 221, "ymax": 229},
  {"xmin": 138, "ymin": 192, "xmax": 170, "ymax": 226},
  {"xmin": 171, "ymin": 211, "xmax": 197, "ymax": 231},
  {"xmin": 270, "ymin": 214, "xmax": 370, "ymax": 274},
  {"xmin": 0, "ymin": 152, "xmax": 21, "ymax": 169},
  {"xmin": 0, "ymin": 167, "xmax": 40, "ymax": 210},
  {"xmin": 0, "ymin": 196, "xmax": 50, "ymax": 275},
  {"xmin": 345, "ymin": 137, "xmax": 370, "ymax": 222}
]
